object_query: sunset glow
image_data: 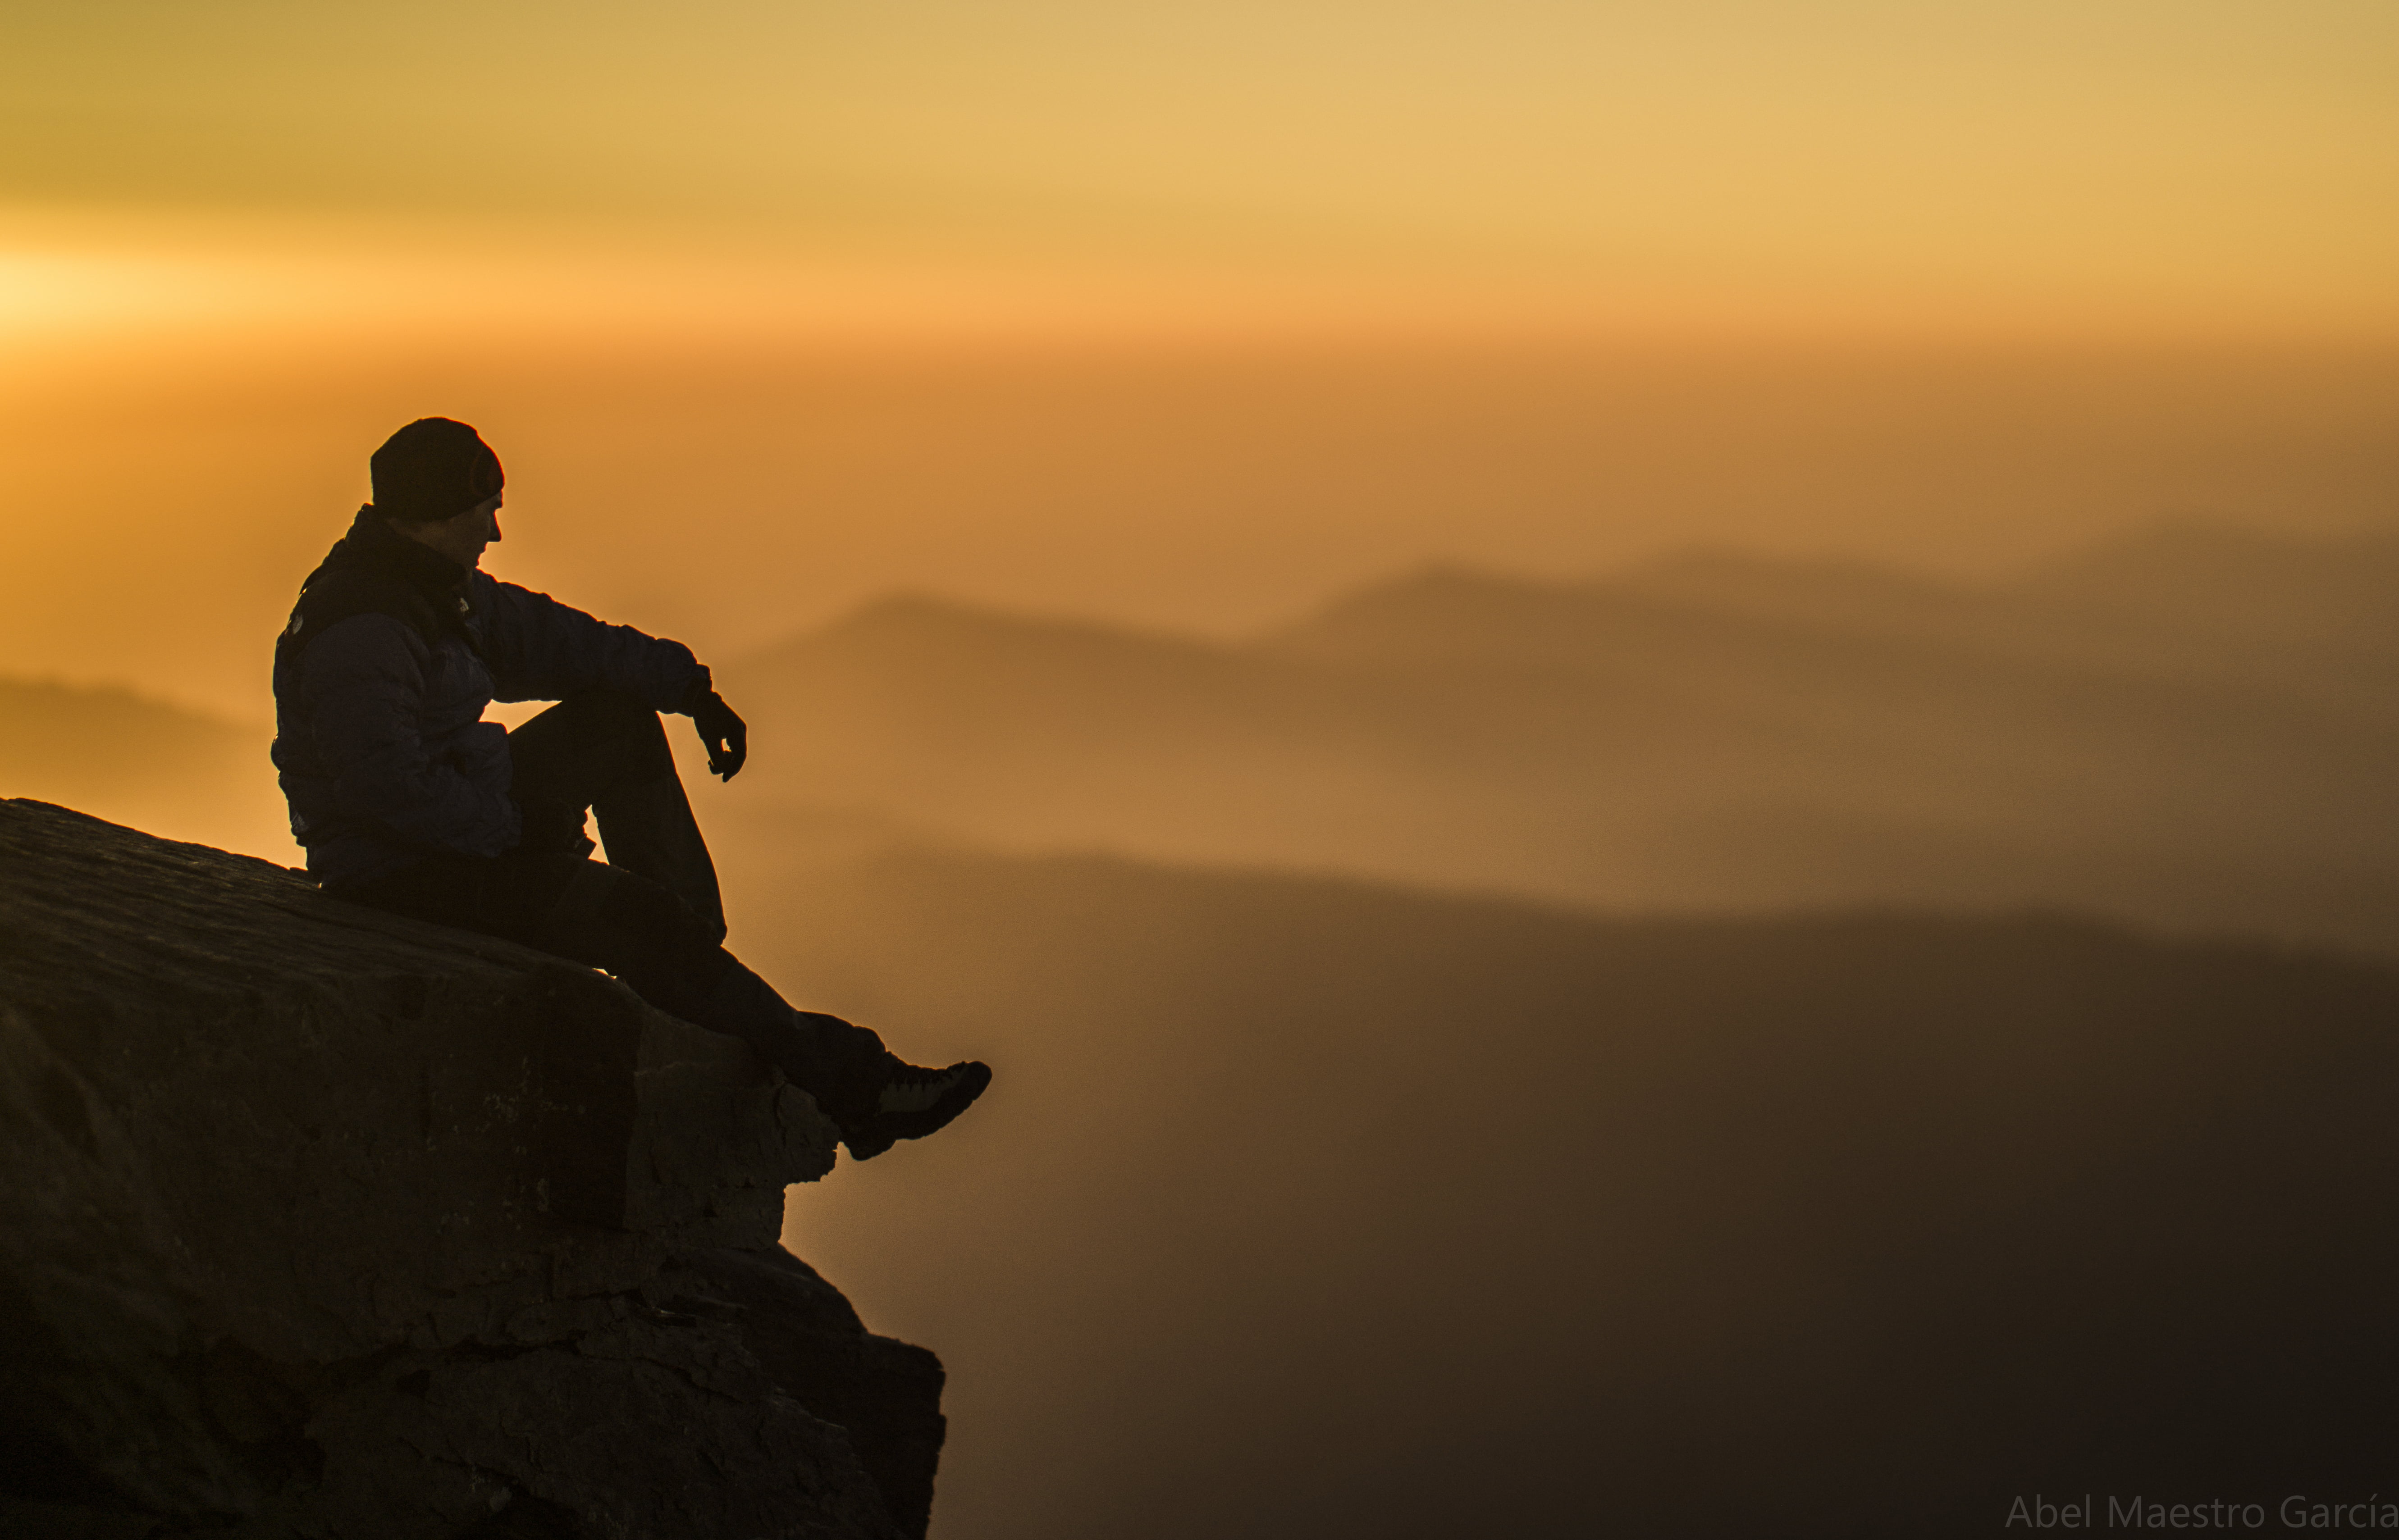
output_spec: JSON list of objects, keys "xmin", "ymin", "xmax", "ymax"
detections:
[{"xmin": 3, "ymin": 0, "xmax": 2395, "ymax": 347}]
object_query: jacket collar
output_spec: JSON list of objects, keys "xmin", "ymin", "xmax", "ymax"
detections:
[{"xmin": 332, "ymin": 505, "xmax": 470, "ymax": 592}]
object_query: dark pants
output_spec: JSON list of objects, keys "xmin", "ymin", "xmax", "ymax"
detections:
[
  {"xmin": 507, "ymin": 685, "xmax": 727, "ymax": 942},
  {"xmin": 344, "ymin": 692, "xmax": 884, "ymax": 1116}
]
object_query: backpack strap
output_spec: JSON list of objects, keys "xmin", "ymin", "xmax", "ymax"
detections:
[{"xmin": 274, "ymin": 556, "xmax": 472, "ymax": 678}]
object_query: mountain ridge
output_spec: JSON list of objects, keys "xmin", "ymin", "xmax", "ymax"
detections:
[
  {"xmin": 714, "ymin": 518, "xmax": 2399, "ymax": 954},
  {"xmin": 731, "ymin": 516, "xmax": 2399, "ymax": 676},
  {"xmin": 0, "ymin": 676, "xmax": 288, "ymax": 861}
]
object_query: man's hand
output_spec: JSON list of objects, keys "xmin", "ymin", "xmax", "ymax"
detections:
[{"xmin": 690, "ymin": 691, "xmax": 749, "ymax": 780}]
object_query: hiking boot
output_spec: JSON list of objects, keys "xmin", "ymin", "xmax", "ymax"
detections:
[{"xmin": 841, "ymin": 1058, "xmax": 993, "ymax": 1162}]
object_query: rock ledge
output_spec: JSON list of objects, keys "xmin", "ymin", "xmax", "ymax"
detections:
[{"xmin": 0, "ymin": 799, "xmax": 942, "ymax": 1540}]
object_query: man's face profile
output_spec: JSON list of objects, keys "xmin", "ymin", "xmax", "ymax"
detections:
[{"xmin": 397, "ymin": 495, "xmax": 503, "ymax": 570}]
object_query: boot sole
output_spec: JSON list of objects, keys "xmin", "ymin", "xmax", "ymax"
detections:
[{"xmin": 844, "ymin": 1061, "xmax": 992, "ymax": 1161}]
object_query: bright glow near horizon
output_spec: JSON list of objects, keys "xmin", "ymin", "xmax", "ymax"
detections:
[{"xmin": 3, "ymin": 0, "xmax": 2395, "ymax": 731}]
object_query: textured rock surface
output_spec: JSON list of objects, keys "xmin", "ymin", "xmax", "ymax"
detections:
[{"xmin": 0, "ymin": 798, "xmax": 944, "ymax": 1539}]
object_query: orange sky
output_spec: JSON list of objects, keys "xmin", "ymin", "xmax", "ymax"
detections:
[
  {"xmin": 4, "ymin": 0, "xmax": 2397, "ymax": 344},
  {"xmin": 2, "ymin": 1, "xmax": 2395, "ymax": 722}
]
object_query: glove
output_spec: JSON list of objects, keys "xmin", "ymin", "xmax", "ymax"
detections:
[{"xmin": 689, "ymin": 690, "xmax": 748, "ymax": 781}]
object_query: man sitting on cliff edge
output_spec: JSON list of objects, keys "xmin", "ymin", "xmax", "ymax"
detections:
[{"xmin": 271, "ymin": 416, "xmax": 989, "ymax": 1160}]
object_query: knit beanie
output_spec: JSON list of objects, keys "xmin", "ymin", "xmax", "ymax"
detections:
[{"xmin": 369, "ymin": 418, "xmax": 504, "ymax": 523}]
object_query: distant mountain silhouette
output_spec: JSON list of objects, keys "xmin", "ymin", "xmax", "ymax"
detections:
[
  {"xmin": 1527, "ymin": 519, "xmax": 2399, "ymax": 712},
  {"xmin": 721, "ymin": 521, "xmax": 2399, "ymax": 954},
  {"xmin": 744, "ymin": 834, "xmax": 2399, "ymax": 1540},
  {"xmin": 0, "ymin": 678, "xmax": 290, "ymax": 860}
]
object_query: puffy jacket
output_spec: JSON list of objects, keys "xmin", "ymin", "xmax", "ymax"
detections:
[{"xmin": 271, "ymin": 507, "xmax": 710, "ymax": 888}]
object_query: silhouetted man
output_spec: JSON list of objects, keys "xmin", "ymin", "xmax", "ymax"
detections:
[{"xmin": 271, "ymin": 417, "xmax": 988, "ymax": 1159}]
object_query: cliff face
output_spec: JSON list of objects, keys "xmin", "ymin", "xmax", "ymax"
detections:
[{"xmin": 0, "ymin": 798, "xmax": 943, "ymax": 1540}]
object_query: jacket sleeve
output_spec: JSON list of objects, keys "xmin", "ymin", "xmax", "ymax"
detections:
[
  {"xmin": 473, "ymin": 576, "xmax": 711, "ymax": 711},
  {"xmin": 299, "ymin": 614, "xmax": 522, "ymax": 857}
]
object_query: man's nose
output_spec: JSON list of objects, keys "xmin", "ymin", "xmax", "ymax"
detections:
[{"xmin": 489, "ymin": 512, "xmax": 503, "ymax": 542}]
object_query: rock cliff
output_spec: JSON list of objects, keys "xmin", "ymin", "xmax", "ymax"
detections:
[{"xmin": 0, "ymin": 798, "xmax": 945, "ymax": 1540}]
